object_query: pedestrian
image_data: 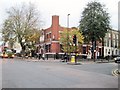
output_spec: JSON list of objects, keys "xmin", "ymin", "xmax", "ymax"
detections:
[
  {"xmin": 56, "ymin": 53, "xmax": 59, "ymax": 59},
  {"xmin": 63, "ymin": 53, "xmax": 67, "ymax": 62},
  {"xmin": 46, "ymin": 54, "xmax": 48, "ymax": 60},
  {"xmin": 42, "ymin": 53, "xmax": 45, "ymax": 60},
  {"xmin": 34, "ymin": 50, "xmax": 36, "ymax": 57},
  {"xmin": 31, "ymin": 49, "xmax": 34, "ymax": 58},
  {"xmin": 38, "ymin": 49, "xmax": 42, "ymax": 60},
  {"xmin": 54, "ymin": 54, "xmax": 56, "ymax": 60},
  {"xmin": 29, "ymin": 50, "xmax": 32, "ymax": 59},
  {"xmin": 97, "ymin": 51, "xmax": 100, "ymax": 59}
]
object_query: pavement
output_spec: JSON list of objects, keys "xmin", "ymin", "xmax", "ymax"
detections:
[{"xmin": 17, "ymin": 58, "xmax": 115, "ymax": 65}]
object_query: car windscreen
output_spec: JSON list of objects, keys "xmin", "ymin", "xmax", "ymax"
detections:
[{"xmin": 6, "ymin": 49, "xmax": 13, "ymax": 53}]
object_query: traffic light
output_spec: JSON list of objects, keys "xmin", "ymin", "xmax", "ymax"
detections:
[{"xmin": 73, "ymin": 34, "xmax": 77, "ymax": 45}]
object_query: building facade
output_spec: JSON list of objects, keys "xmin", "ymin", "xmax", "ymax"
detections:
[
  {"xmin": 39, "ymin": 15, "xmax": 65, "ymax": 54},
  {"xmin": 104, "ymin": 29, "xmax": 120, "ymax": 56},
  {"xmin": 39, "ymin": 15, "xmax": 120, "ymax": 58}
]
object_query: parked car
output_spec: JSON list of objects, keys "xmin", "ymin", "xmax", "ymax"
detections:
[
  {"xmin": 0, "ymin": 49, "xmax": 15, "ymax": 58},
  {"xmin": 114, "ymin": 56, "xmax": 120, "ymax": 63},
  {"xmin": 0, "ymin": 52, "xmax": 3, "ymax": 58}
]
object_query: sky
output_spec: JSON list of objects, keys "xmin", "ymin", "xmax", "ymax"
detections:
[{"xmin": 0, "ymin": 0, "xmax": 119, "ymax": 30}]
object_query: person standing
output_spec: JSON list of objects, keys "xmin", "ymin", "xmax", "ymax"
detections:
[
  {"xmin": 38, "ymin": 49, "xmax": 42, "ymax": 60},
  {"xmin": 63, "ymin": 53, "xmax": 67, "ymax": 62},
  {"xmin": 97, "ymin": 51, "xmax": 100, "ymax": 59}
]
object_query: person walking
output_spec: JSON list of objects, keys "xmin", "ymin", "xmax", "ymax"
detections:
[{"xmin": 42, "ymin": 53, "xmax": 45, "ymax": 60}]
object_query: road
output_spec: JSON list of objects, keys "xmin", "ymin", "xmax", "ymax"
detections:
[
  {"xmin": 0, "ymin": 59, "xmax": 2, "ymax": 90},
  {"xmin": 1, "ymin": 58, "xmax": 118, "ymax": 88}
]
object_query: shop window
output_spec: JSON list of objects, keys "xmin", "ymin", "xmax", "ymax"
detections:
[{"xmin": 83, "ymin": 47, "xmax": 86, "ymax": 54}]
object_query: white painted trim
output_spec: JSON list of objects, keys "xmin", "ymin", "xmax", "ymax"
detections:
[
  {"xmin": 46, "ymin": 53, "xmax": 56, "ymax": 54},
  {"xmin": 52, "ymin": 41, "xmax": 59, "ymax": 43},
  {"xmin": 39, "ymin": 43, "xmax": 44, "ymax": 46},
  {"xmin": 82, "ymin": 45, "xmax": 87, "ymax": 47},
  {"xmin": 46, "ymin": 31, "xmax": 52, "ymax": 34},
  {"xmin": 58, "ymin": 53, "xmax": 64, "ymax": 54},
  {"xmin": 45, "ymin": 42, "xmax": 51, "ymax": 45},
  {"xmin": 97, "ymin": 46, "xmax": 102, "ymax": 48}
]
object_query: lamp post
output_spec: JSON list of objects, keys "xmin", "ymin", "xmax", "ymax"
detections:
[{"xmin": 67, "ymin": 14, "xmax": 70, "ymax": 61}]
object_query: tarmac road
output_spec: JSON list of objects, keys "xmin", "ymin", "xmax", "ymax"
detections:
[{"xmin": 1, "ymin": 58, "xmax": 118, "ymax": 88}]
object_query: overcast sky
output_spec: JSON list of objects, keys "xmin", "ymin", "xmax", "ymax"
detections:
[{"xmin": 0, "ymin": 0, "xmax": 119, "ymax": 30}]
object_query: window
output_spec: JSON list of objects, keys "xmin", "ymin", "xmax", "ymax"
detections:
[
  {"xmin": 115, "ymin": 41, "xmax": 118, "ymax": 48},
  {"xmin": 109, "ymin": 49, "xmax": 110, "ymax": 54},
  {"xmin": 105, "ymin": 33, "xmax": 107, "ymax": 38},
  {"xmin": 107, "ymin": 39, "xmax": 111, "ymax": 47},
  {"xmin": 83, "ymin": 47, "xmax": 86, "ymax": 54},
  {"xmin": 117, "ymin": 41, "xmax": 118, "ymax": 48},
  {"xmin": 47, "ymin": 34, "xmax": 49, "ymax": 39},
  {"xmin": 112, "ymin": 50, "xmax": 114, "ymax": 55},
  {"xmin": 116, "ymin": 34, "xmax": 118, "ymax": 39},
  {"xmin": 45, "ymin": 44, "xmax": 51, "ymax": 52},
  {"xmin": 113, "ymin": 33, "xmax": 115, "ymax": 39},
  {"xmin": 113, "ymin": 40, "xmax": 115, "ymax": 47},
  {"xmin": 106, "ymin": 49, "xmax": 107, "ymax": 54},
  {"xmin": 107, "ymin": 39, "xmax": 109, "ymax": 47},
  {"xmin": 116, "ymin": 50, "xmax": 118, "ymax": 55},
  {"xmin": 109, "ymin": 33, "xmax": 111, "ymax": 38},
  {"xmin": 48, "ymin": 44, "xmax": 51, "ymax": 52},
  {"xmin": 99, "ymin": 48, "xmax": 102, "ymax": 56},
  {"xmin": 49, "ymin": 33, "xmax": 51, "ymax": 38},
  {"xmin": 104, "ymin": 39, "xmax": 107, "ymax": 46},
  {"xmin": 60, "ymin": 44, "xmax": 63, "ymax": 52}
]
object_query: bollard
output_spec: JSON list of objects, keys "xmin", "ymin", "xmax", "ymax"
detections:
[
  {"xmin": 71, "ymin": 56, "xmax": 75, "ymax": 63},
  {"xmin": 67, "ymin": 55, "xmax": 81, "ymax": 65}
]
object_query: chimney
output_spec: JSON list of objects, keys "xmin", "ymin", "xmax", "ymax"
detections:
[
  {"xmin": 51, "ymin": 15, "xmax": 59, "ymax": 40},
  {"xmin": 52, "ymin": 15, "xmax": 59, "ymax": 27}
]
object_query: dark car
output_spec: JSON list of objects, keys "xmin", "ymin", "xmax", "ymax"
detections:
[{"xmin": 114, "ymin": 56, "xmax": 120, "ymax": 63}]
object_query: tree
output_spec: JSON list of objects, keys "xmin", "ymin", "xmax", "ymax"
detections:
[
  {"xmin": 2, "ymin": 3, "xmax": 42, "ymax": 52},
  {"xmin": 79, "ymin": 1, "xmax": 110, "ymax": 59},
  {"xmin": 60, "ymin": 27, "xmax": 84, "ymax": 53}
]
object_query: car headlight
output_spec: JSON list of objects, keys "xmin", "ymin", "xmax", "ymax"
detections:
[
  {"xmin": 114, "ymin": 58, "xmax": 117, "ymax": 60},
  {"xmin": 12, "ymin": 55, "xmax": 15, "ymax": 57},
  {"xmin": 5, "ymin": 54, "xmax": 8, "ymax": 57},
  {"xmin": 1, "ymin": 53, "xmax": 3, "ymax": 56}
]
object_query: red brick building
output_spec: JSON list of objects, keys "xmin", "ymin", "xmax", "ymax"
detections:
[
  {"xmin": 39, "ymin": 15, "xmax": 66, "ymax": 53},
  {"xmin": 39, "ymin": 15, "xmax": 103, "ymax": 59}
]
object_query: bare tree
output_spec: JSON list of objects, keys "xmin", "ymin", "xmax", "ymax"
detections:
[{"xmin": 2, "ymin": 3, "xmax": 42, "ymax": 52}]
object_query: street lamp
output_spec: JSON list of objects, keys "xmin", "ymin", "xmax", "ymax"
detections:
[
  {"xmin": 67, "ymin": 14, "xmax": 70, "ymax": 61},
  {"xmin": 67, "ymin": 14, "xmax": 70, "ymax": 28}
]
